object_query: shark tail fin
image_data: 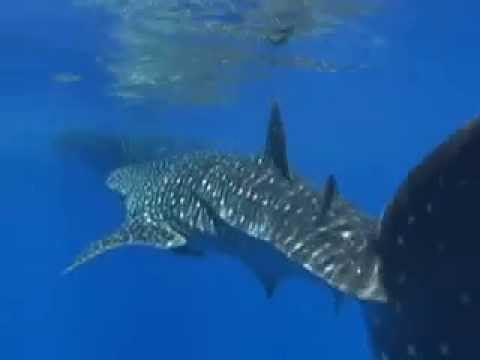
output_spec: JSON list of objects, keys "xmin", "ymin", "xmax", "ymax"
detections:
[
  {"xmin": 63, "ymin": 218, "xmax": 187, "ymax": 274},
  {"xmin": 264, "ymin": 101, "xmax": 291, "ymax": 180}
]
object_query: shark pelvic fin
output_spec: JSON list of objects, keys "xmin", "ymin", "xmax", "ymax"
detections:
[
  {"xmin": 264, "ymin": 101, "xmax": 291, "ymax": 180},
  {"xmin": 258, "ymin": 272, "xmax": 279, "ymax": 299},
  {"xmin": 63, "ymin": 217, "xmax": 187, "ymax": 274},
  {"xmin": 195, "ymin": 191, "xmax": 286, "ymax": 299},
  {"xmin": 240, "ymin": 251, "xmax": 285, "ymax": 299},
  {"xmin": 332, "ymin": 289, "xmax": 346, "ymax": 317},
  {"xmin": 171, "ymin": 246, "xmax": 205, "ymax": 257}
]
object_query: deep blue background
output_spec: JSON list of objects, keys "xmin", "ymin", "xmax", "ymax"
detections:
[{"xmin": 1, "ymin": 0, "xmax": 480, "ymax": 359}]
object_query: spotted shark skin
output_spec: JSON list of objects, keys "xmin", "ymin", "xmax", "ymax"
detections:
[
  {"xmin": 365, "ymin": 118, "xmax": 480, "ymax": 360},
  {"xmin": 64, "ymin": 104, "xmax": 480, "ymax": 358},
  {"xmin": 65, "ymin": 103, "xmax": 386, "ymax": 303}
]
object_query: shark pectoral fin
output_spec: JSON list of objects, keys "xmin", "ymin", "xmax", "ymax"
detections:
[
  {"xmin": 63, "ymin": 218, "xmax": 187, "ymax": 274},
  {"xmin": 264, "ymin": 101, "xmax": 291, "ymax": 181},
  {"xmin": 63, "ymin": 225, "xmax": 133, "ymax": 275}
]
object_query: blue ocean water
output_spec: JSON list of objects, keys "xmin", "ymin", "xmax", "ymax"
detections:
[{"xmin": 1, "ymin": 0, "xmax": 480, "ymax": 359}]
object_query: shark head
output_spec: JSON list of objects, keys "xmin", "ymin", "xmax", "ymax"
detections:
[{"xmin": 106, "ymin": 165, "xmax": 139, "ymax": 196}]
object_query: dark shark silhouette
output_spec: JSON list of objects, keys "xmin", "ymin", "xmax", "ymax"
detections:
[
  {"xmin": 64, "ymin": 103, "xmax": 386, "ymax": 303},
  {"xmin": 52, "ymin": 129, "xmax": 208, "ymax": 178},
  {"xmin": 363, "ymin": 117, "xmax": 480, "ymax": 360}
]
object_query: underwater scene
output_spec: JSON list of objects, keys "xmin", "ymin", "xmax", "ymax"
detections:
[{"xmin": 2, "ymin": 0, "xmax": 480, "ymax": 359}]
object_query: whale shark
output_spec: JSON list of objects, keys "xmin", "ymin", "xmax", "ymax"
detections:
[
  {"xmin": 65, "ymin": 102, "xmax": 386, "ymax": 303},
  {"xmin": 64, "ymin": 103, "xmax": 480, "ymax": 358},
  {"xmin": 363, "ymin": 117, "xmax": 480, "ymax": 360}
]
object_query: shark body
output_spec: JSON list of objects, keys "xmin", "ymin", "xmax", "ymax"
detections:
[
  {"xmin": 364, "ymin": 118, "xmax": 480, "ymax": 360},
  {"xmin": 65, "ymin": 103, "xmax": 386, "ymax": 302},
  {"xmin": 65, "ymin": 103, "xmax": 480, "ymax": 359}
]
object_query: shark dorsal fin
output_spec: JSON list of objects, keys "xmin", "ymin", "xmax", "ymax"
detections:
[
  {"xmin": 320, "ymin": 174, "xmax": 337, "ymax": 216},
  {"xmin": 264, "ymin": 102, "xmax": 291, "ymax": 180}
]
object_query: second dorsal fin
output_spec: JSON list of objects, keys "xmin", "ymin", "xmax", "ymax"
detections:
[
  {"xmin": 264, "ymin": 102, "xmax": 291, "ymax": 180},
  {"xmin": 320, "ymin": 174, "xmax": 337, "ymax": 216}
]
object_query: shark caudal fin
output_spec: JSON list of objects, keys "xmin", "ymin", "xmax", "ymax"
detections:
[
  {"xmin": 63, "ymin": 217, "xmax": 187, "ymax": 274},
  {"xmin": 369, "ymin": 117, "xmax": 480, "ymax": 360},
  {"xmin": 264, "ymin": 102, "xmax": 292, "ymax": 180}
]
